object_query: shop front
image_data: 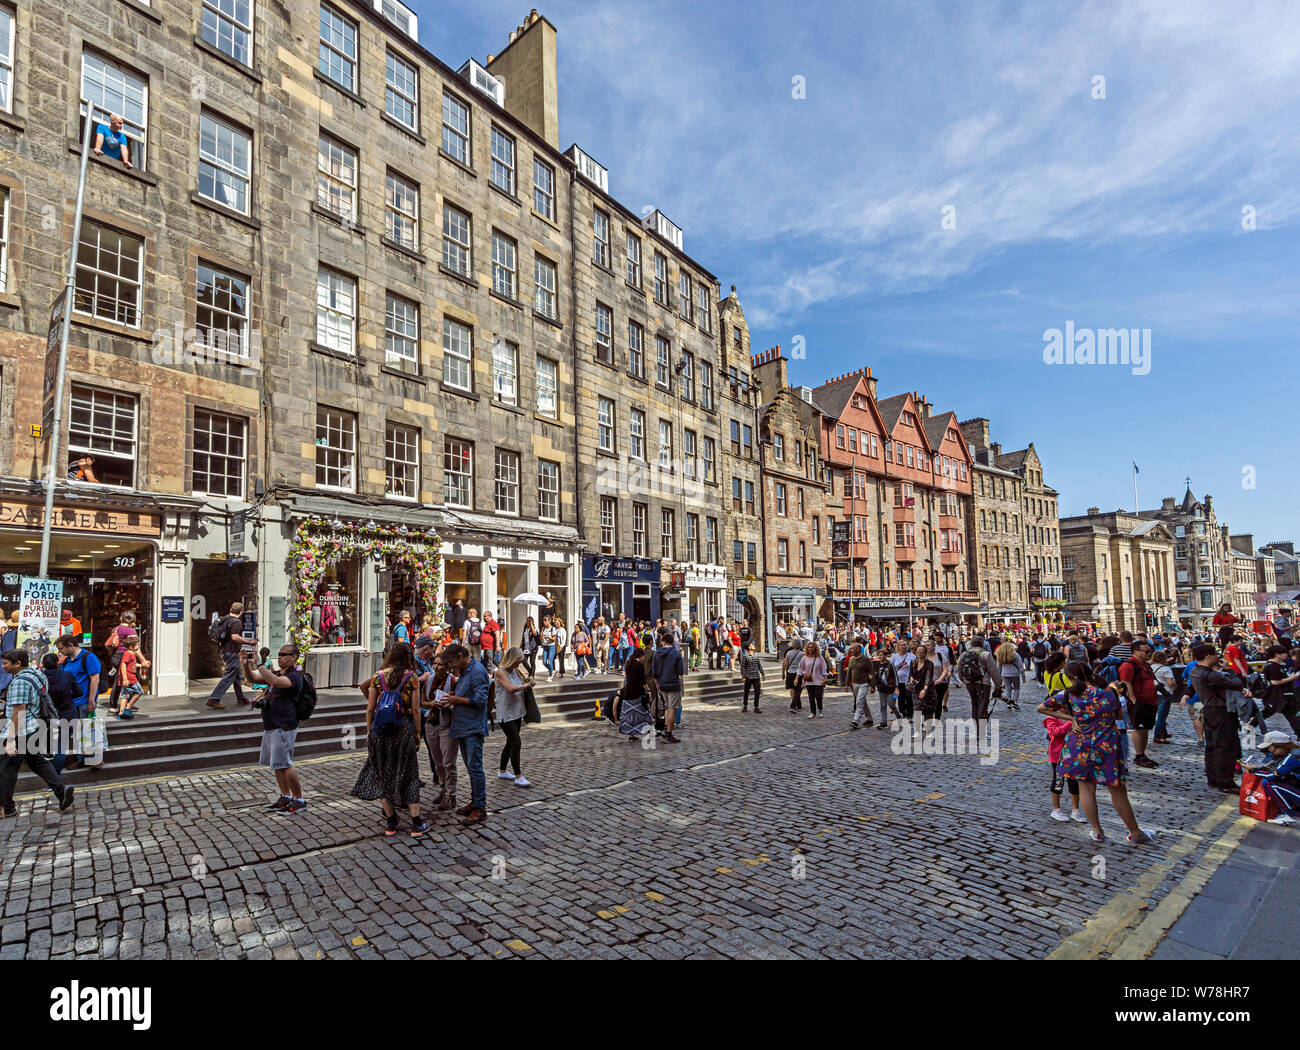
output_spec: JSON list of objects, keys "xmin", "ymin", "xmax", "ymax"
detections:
[
  {"xmin": 666, "ymin": 563, "xmax": 726, "ymax": 627},
  {"xmin": 766, "ymin": 585, "xmax": 822, "ymax": 648},
  {"xmin": 0, "ymin": 489, "xmax": 202, "ymax": 697},
  {"xmin": 583, "ymin": 555, "xmax": 661, "ymax": 626}
]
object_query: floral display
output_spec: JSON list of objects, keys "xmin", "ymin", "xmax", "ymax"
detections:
[{"xmin": 289, "ymin": 518, "xmax": 442, "ymax": 655}]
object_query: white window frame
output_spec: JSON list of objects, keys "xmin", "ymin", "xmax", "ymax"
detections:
[
  {"xmin": 660, "ymin": 509, "xmax": 675, "ymax": 560},
  {"xmin": 658, "ymin": 419, "xmax": 672, "ymax": 467},
  {"xmin": 599, "ymin": 496, "xmax": 617, "ymax": 554},
  {"xmin": 441, "ymin": 317, "xmax": 473, "ymax": 390},
  {"xmin": 441, "ymin": 203, "xmax": 472, "ymax": 277},
  {"xmin": 655, "ymin": 336, "xmax": 671, "ymax": 390},
  {"xmin": 195, "ymin": 260, "xmax": 250, "ymax": 358},
  {"xmin": 536, "ymin": 357, "xmax": 558, "ymax": 418},
  {"xmin": 315, "ymin": 406, "xmax": 356, "ymax": 492},
  {"xmin": 198, "ymin": 111, "xmax": 251, "ymax": 214},
  {"xmin": 384, "ymin": 50, "xmax": 418, "ymax": 130},
  {"xmin": 81, "ymin": 52, "xmax": 148, "ymax": 172},
  {"xmin": 537, "ymin": 460, "xmax": 560, "ymax": 521},
  {"xmin": 679, "ymin": 272, "xmax": 693, "ymax": 321},
  {"xmin": 632, "ymin": 503, "xmax": 647, "ymax": 558},
  {"xmin": 317, "ymin": 134, "xmax": 357, "ymax": 222},
  {"xmin": 492, "ymin": 231, "xmax": 517, "ymax": 299},
  {"xmin": 318, "ymin": 4, "xmax": 358, "ymax": 93},
  {"xmin": 384, "ymin": 422, "xmax": 419, "ymax": 501},
  {"xmin": 201, "ymin": 0, "xmax": 253, "ymax": 67},
  {"xmin": 490, "ymin": 125, "xmax": 516, "ymax": 195},
  {"xmin": 598, "ymin": 397, "xmax": 615, "ymax": 452},
  {"xmin": 653, "ymin": 253, "xmax": 668, "ymax": 304},
  {"xmin": 684, "ymin": 429, "xmax": 697, "ymax": 480},
  {"xmin": 534, "ymin": 254, "xmax": 557, "ymax": 318},
  {"xmin": 315, "ymin": 267, "xmax": 355, "ymax": 355},
  {"xmin": 74, "ymin": 220, "xmax": 143, "ymax": 327},
  {"xmin": 192, "ymin": 408, "xmax": 247, "ymax": 499},
  {"xmin": 626, "ymin": 232, "xmax": 641, "ymax": 285},
  {"xmin": 443, "ymin": 437, "xmax": 473, "ymax": 508},
  {"xmin": 68, "ymin": 384, "xmax": 138, "ymax": 488},
  {"xmin": 0, "ymin": 186, "xmax": 9, "ymax": 294},
  {"xmin": 494, "ymin": 448, "xmax": 520, "ymax": 516},
  {"xmin": 0, "ymin": 6, "xmax": 13, "ymax": 113},
  {"xmin": 630, "ymin": 409, "xmax": 645, "ymax": 461},
  {"xmin": 703, "ymin": 437, "xmax": 716, "ymax": 483},
  {"xmin": 384, "ymin": 169, "xmax": 419, "ymax": 250},
  {"xmin": 493, "ymin": 339, "xmax": 518, "ymax": 405},
  {"xmin": 593, "ymin": 208, "xmax": 610, "ymax": 268},
  {"xmin": 441, "ymin": 92, "xmax": 470, "ymax": 164},
  {"xmin": 595, "ymin": 302, "xmax": 613, "ymax": 363},
  {"xmin": 628, "ymin": 321, "xmax": 644, "ymax": 377},
  {"xmin": 696, "ymin": 283, "xmax": 711, "ymax": 333},
  {"xmin": 384, "ymin": 292, "xmax": 419, "ymax": 366},
  {"xmin": 533, "ymin": 157, "xmax": 555, "ymax": 220}
]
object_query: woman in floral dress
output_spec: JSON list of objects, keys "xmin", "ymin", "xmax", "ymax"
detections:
[{"xmin": 1037, "ymin": 661, "xmax": 1156, "ymax": 845}]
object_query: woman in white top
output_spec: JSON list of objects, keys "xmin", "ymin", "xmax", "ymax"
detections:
[
  {"xmin": 554, "ymin": 622, "xmax": 569, "ymax": 680},
  {"xmin": 540, "ymin": 617, "xmax": 558, "ymax": 681},
  {"xmin": 493, "ymin": 647, "xmax": 533, "ymax": 787}
]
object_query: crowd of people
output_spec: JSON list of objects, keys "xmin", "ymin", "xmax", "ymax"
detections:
[{"xmin": 6, "ymin": 590, "xmax": 1299, "ymax": 842}]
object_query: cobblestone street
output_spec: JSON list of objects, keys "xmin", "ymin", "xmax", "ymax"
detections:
[{"xmin": 0, "ymin": 676, "xmax": 1260, "ymax": 960}]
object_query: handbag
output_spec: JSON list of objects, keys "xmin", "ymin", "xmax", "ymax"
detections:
[{"xmin": 523, "ymin": 686, "xmax": 542, "ymax": 724}]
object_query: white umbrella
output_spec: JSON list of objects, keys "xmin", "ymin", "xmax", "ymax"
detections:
[{"xmin": 513, "ymin": 592, "xmax": 550, "ymax": 605}]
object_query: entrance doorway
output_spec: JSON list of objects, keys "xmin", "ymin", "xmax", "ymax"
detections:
[
  {"xmin": 498, "ymin": 563, "xmax": 528, "ymax": 649},
  {"xmin": 189, "ymin": 559, "xmax": 256, "ymax": 680}
]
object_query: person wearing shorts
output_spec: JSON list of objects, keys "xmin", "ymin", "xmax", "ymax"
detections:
[
  {"xmin": 1118, "ymin": 642, "xmax": 1160, "ymax": 770},
  {"xmin": 243, "ymin": 644, "xmax": 306, "ymax": 815}
]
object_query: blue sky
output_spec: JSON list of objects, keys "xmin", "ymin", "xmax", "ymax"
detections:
[{"xmin": 412, "ymin": 0, "xmax": 1300, "ymax": 546}]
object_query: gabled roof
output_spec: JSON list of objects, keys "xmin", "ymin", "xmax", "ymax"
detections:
[
  {"xmin": 1130, "ymin": 519, "xmax": 1165, "ymax": 538},
  {"xmin": 809, "ymin": 377, "xmax": 858, "ymax": 420},
  {"xmin": 1181, "ymin": 486, "xmax": 1198, "ymax": 513},
  {"xmin": 876, "ymin": 393, "xmax": 910, "ymax": 432},
  {"xmin": 921, "ymin": 411, "xmax": 956, "ymax": 450},
  {"xmin": 995, "ymin": 448, "xmax": 1031, "ymax": 471}
]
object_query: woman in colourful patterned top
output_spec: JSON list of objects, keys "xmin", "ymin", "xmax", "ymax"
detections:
[{"xmin": 1037, "ymin": 661, "xmax": 1156, "ymax": 846}]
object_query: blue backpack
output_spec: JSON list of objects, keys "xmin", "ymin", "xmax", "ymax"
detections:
[
  {"xmin": 373, "ymin": 671, "xmax": 413, "ymax": 735},
  {"xmin": 1095, "ymin": 656, "xmax": 1123, "ymax": 686}
]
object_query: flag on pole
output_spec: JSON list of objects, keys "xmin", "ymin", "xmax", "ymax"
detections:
[{"xmin": 1132, "ymin": 461, "xmax": 1139, "ymax": 475}]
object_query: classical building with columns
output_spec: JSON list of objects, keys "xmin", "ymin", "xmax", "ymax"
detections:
[{"xmin": 1059, "ymin": 508, "xmax": 1178, "ymax": 633}]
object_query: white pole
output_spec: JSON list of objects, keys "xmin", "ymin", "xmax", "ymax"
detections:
[
  {"xmin": 1132, "ymin": 464, "xmax": 1139, "ymax": 515},
  {"xmin": 39, "ymin": 102, "xmax": 97, "ymax": 578}
]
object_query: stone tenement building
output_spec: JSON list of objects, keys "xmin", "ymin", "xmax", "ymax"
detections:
[
  {"xmin": 1059, "ymin": 508, "xmax": 1178, "ymax": 634},
  {"xmin": 1135, "ymin": 488, "xmax": 1232, "ymax": 627},
  {"xmin": 0, "ymin": 0, "xmax": 743, "ymax": 693},
  {"xmin": 751, "ymin": 347, "xmax": 832, "ymax": 629},
  {"xmin": 717, "ymin": 287, "xmax": 765, "ymax": 640},
  {"xmin": 1262, "ymin": 541, "xmax": 1299, "ymax": 591},
  {"xmin": 810, "ymin": 370, "xmax": 977, "ymax": 626},
  {"xmin": 959, "ymin": 420, "xmax": 1065, "ymax": 623}
]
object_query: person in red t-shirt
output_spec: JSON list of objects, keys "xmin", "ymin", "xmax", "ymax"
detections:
[
  {"xmin": 1118, "ymin": 640, "xmax": 1160, "ymax": 770},
  {"xmin": 1222, "ymin": 635, "xmax": 1249, "ymax": 677},
  {"xmin": 479, "ymin": 615, "xmax": 502, "ymax": 671},
  {"xmin": 1213, "ymin": 605, "xmax": 1240, "ymax": 646}
]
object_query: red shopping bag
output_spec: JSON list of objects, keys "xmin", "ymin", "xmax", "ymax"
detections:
[{"xmin": 1240, "ymin": 768, "xmax": 1278, "ymax": 822}]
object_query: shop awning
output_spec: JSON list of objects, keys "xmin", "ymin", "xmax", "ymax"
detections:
[{"xmin": 833, "ymin": 603, "xmax": 923, "ymax": 618}]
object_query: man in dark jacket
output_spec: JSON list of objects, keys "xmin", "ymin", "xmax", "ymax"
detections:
[
  {"xmin": 652, "ymin": 629, "xmax": 684, "ymax": 744},
  {"xmin": 1188, "ymin": 643, "xmax": 1247, "ymax": 792}
]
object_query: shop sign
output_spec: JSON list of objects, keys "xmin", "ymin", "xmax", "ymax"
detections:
[
  {"xmin": 1028, "ymin": 568, "xmax": 1042, "ymax": 599},
  {"xmin": 584, "ymin": 555, "xmax": 660, "ymax": 583},
  {"xmin": 161, "ymin": 596, "xmax": 186, "ymax": 623},
  {"xmin": 229, "ymin": 511, "xmax": 246, "ymax": 559},
  {"xmin": 736, "ymin": 588, "xmax": 748, "ymax": 604},
  {"xmin": 17, "ymin": 577, "xmax": 63, "ymax": 653},
  {"xmin": 670, "ymin": 572, "xmax": 686, "ymax": 590},
  {"xmin": 0, "ymin": 501, "xmax": 160, "ymax": 536}
]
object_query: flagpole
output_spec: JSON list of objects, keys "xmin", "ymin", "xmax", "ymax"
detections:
[{"xmin": 1132, "ymin": 462, "xmax": 1139, "ymax": 514}]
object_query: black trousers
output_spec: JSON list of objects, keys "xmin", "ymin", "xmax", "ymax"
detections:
[
  {"xmin": 896, "ymin": 682, "xmax": 913, "ymax": 719},
  {"xmin": 499, "ymin": 718, "xmax": 522, "ymax": 775},
  {"xmin": 743, "ymin": 679, "xmax": 761, "ymax": 708},
  {"xmin": 524, "ymin": 650, "xmax": 537, "ymax": 678},
  {"xmin": 805, "ymin": 684, "xmax": 824, "ymax": 714},
  {"xmin": 0, "ymin": 737, "xmax": 66, "ymax": 811},
  {"xmin": 1202, "ymin": 701, "xmax": 1240, "ymax": 788},
  {"xmin": 968, "ymin": 680, "xmax": 992, "ymax": 735}
]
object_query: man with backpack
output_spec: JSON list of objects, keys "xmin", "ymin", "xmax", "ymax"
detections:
[
  {"xmin": 464, "ymin": 608, "xmax": 484, "ymax": 664},
  {"xmin": 479, "ymin": 612, "xmax": 501, "ymax": 671},
  {"xmin": 956, "ymin": 634, "xmax": 1001, "ymax": 742},
  {"xmin": 241, "ymin": 643, "xmax": 308, "ymax": 815},
  {"xmin": 53, "ymin": 634, "xmax": 99, "ymax": 771},
  {"xmin": 1031, "ymin": 637, "xmax": 1049, "ymax": 682},
  {"xmin": 207, "ymin": 602, "xmax": 256, "ymax": 710},
  {"xmin": 1118, "ymin": 641, "xmax": 1160, "ymax": 769},
  {"xmin": 0, "ymin": 649, "xmax": 74, "ymax": 818}
]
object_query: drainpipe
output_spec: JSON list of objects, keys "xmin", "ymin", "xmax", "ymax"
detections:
[{"xmin": 567, "ymin": 168, "xmax": 584, "ymax": 624}]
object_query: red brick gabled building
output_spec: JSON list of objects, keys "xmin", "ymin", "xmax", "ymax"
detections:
[{"xmin": 810, "ymin": 374, "xmax": 978, "ymax": 624}]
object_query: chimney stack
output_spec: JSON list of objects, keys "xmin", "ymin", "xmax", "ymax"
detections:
[
  {"xmin": 751, "ymin": 345, "xmax": 788, "ymax": 392},
  {"xmin": 486, "ymin": 11, "xmax": 559, "ymax": 149},
  {"xmin": 1161, "ymin": 497, "xmax": 1176, "ymax": 511},
  {"xmin": 1087, "ymin": 507, "xmax": 1100, "ymax": 516}
]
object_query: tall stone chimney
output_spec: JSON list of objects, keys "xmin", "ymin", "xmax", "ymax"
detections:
[
  {"xmin": 1161, "ymin": 497, "xmax": 1176, "ymax": 511},
  {"xmin": 750, "ymin": 346, "xmax": 788, "ymax": 393},
  {"xmin": 958, "ymin": 418, "xmax": 991, "ymax": 452},
  {"xmin": 486, "ymin": 11, "xmax": 559, "ymax": 149}
]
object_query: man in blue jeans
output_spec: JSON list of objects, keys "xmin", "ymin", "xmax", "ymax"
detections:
[
  {"xmin": 54, "ymin": 634, "xmax": 99, "ymax": 770},
  {"xmin": 443, "ymin": 644, "xmax": 489, "ymax": 825}
]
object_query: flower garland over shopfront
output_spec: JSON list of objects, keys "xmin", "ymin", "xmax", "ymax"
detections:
[{"xmin": 290, "ymin": 518, "xmax": 442, "ymax": 655}]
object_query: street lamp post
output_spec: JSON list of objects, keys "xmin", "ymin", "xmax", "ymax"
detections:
[{"xmin": 39, "ymin": 101, "xmax": 97, "ymax": 578}]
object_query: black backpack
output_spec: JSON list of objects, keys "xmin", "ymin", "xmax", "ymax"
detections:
[
  {"xmin": 957, "ymin": 649, "xmax": 985, "ymax": 684},
  {"xmin": 877, "ymin": 660, "xmax": 897, "ymax": 692},
  {"xmin": 294, "ymin": 670, "xmax": 318, "ymax": 722},
  {"xmin": 1032, "ymin": 641, "xmax": 1048, "ymax": 661},
  {"xmin": 208, "ymin": 616, "xmax": 231, "ymax": 645}
]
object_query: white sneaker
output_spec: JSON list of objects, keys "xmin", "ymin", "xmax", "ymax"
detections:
[
  {"xmin": 1268, "ymin": 813, "xmax": 1296, "ymax": 826},
  {"xmin": 1071, "ymin": 810, "xmax": 1088, "ymax": 823},
  {"xmin": 808, "ymin": 712, "xmax": 816, "ymax": 719},
  {"xmin": 513, "ymin": 776, "xmax": 532, "ymax": 788},
  {"xmin": 497, "ymin": 771, "xmax": 516, "ymax": 780},
  {"xmin": 1050, "ymin": 808, "xmax": 1071, "ymax": 822}
]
